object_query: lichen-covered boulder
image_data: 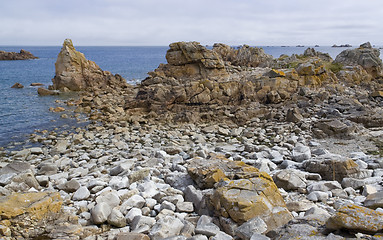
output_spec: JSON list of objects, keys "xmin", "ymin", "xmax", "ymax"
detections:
[
  {"xmin": 187, "ymin": 155, "xmax": 262, "ymax": 189},
  {"xmin": 0, "ymin": 192, "xmax": 63, "ymax": 238},
  {"xmin": 334, "ymin": 42, "xmax": 383, "ymax": 78},
  {"xmin": 326, "ymin": 203, "xmax": 383, "ymax": 233},
  {"xmin": 187, "ymin": 154, "xmax": 292, "ymax": 232},
  {"xmin": 52, "ymin": 39, "xmax": 127, "ymax": 91},
  {"xmin": 0, "ymin": 192, "xmax": 62, "ymax": 220},
  {"xmin": 211, "ymin": 177, "xmax": 293, "ymax": 231}
]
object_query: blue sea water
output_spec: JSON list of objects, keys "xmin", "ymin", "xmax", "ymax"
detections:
[{"xmin": 0, "ymin": 45, "xmax": 380, "ymax": 148}]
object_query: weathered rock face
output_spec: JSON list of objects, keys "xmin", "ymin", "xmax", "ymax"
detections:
[
  {"xmin": 303, "ymin": 158, "xmax": 362, "ymax": 182},
  {"xmin": 0, "ymin": 192, "xmax": 63, "ymax": 238},
  {"xmin": 147, "ymin": 41, "xmax": 228, "ymax": 81},
  {"xmin": 213, "ymin": 43, "xmax": 274, "ymax": 68},
  {"xmin": 0, "ymin": 49, "xmax": 38, "ymax": 60},
  {"xmin": 187, "ymin": 155, "xmax": 292, "ymax": 231},
  {"xmin": 334, "ymin": 42, "xmax": 383, "ymax": 78},
  {"xmin": 303, "ymin": 47, "xmax": 332, "ymax": 62},
  {"xmin": 52, "ymin": 39, "xmax": 127, "ymax": 91},
  {"xmin": 326, "ymin": 203, "xmax": 383, "ymax": 233}
]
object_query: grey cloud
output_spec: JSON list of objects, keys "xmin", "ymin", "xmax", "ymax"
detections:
[{"xmin": 0, "ymin": 0, "xmax": 382, "ymax": 46}]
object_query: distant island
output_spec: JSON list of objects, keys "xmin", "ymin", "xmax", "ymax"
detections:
[
  {"xmin": 332, "ymin": 44, "xmax": 352, "ymax": 48},
  {"xmin": 0, "ymin": 49, "xmax": 38, "ymax": 60}
]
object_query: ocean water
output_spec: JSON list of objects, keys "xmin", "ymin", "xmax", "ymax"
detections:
[
  {"xmin": 0, "ymin": 45, "xmax": 380, "ymax": 148},
  {"xmin": 0, "ymin": 46, "xmax": 167, "ymax": 148}
]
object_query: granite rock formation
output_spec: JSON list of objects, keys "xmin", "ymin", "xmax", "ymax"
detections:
[
  {"xmin": 213, "ymin": 43, "xmax": 274, "ymax": 67},
  {"xmin": 334, "ymin": 42, "xmax": 383, "ymax": 78},
  {"xmin": 52, "ymin": 39, "xmax": 128, "ymax": 91},
  {"xmin": 0, "ymin": 49, "xmax": 38, "ymax": 60}
]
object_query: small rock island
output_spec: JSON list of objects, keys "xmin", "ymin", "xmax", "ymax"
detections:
[{"xmin": 0, "ymin": 49, "xmax": 38, "ymax": 60}]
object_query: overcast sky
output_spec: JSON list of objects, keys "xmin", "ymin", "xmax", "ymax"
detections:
[{"xmin": 1, "ymin": 0, "xmax": 382, "ymax": 46}]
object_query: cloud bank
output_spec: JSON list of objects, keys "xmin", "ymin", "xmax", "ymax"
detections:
[{"xmin": 1, "ymin": 0, "xmax": 382, "ymax": 46}]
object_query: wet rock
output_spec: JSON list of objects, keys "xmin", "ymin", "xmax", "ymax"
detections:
[
  {"xmin": 11, "ymin": 82, "xmax": 24, "ymax": 88},
  {"xmin": 37, "ymin": 87, "xmax": 59, "ymax": 96}
]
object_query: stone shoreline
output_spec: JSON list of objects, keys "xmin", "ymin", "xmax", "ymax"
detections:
[{"xmin": 1, "ymin": 40, "xmax": 383, "ymax": 239}]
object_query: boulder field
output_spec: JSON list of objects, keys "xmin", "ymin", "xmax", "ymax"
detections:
[{"xmin": 1, "ymin": 40, "xmax": 383, "ymax": 239}]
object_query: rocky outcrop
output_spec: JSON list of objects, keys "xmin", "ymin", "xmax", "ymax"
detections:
[
  {"xmin": 131, "ymin": 42, "xmax": 338, "ymax": 116},
  {"xmin": 0, "ymin": 49, "xmax": 38, "ymax": 60},
  {"xmin": 0, "ymin": 192, "xmax": 63, "ymax": 238},
  {"xmin": 52, "ymin": 39, "xmax": 128, "ymax": 91},
  {"xmin": 146, "ymin": 41, "xmax": 228, "ymax": 82},
  {"xmin": 334, "ymin": 42, "xmax": 383, "ymax": 78},
  {"xmin": 213, "ymin": 43, "xmax": 274, "ymax": 68},
  {"xmin": 303, "ymin": 47, "xmax": 332, "ymax": 62}
]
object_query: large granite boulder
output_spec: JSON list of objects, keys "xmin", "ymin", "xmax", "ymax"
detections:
[
  {"xmin": 334, "ymin": 42, "xmax": 383, "ymax": 78},
  {"xmin": 0, "ymin": 49, "xmax": 38, "ymax": 60},
  {"xmin": 146, "ymin": 41, "xmax": 228, "ymax": 81},
  {"xmin": 52, "ymin": 39, "xmax": 127, "ymax": 91},
  {"xmin": 213, "ymin": 43, "xmax": 274, "ymax": 68},
  {"xmin": 187, "ymin": 155, "xmax": 292, "ymax": 232}
]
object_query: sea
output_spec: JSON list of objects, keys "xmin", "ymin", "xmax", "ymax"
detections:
[{"xmin": 0, "ymin": 45, "xmax": 381, "ymax": 149}]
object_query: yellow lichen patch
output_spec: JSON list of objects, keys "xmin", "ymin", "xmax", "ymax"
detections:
[{"xmin": 0, "ymin": 192, "xmax": 62, "ymax": 220}]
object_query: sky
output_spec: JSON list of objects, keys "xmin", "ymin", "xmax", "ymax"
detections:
[{"xmin": 1, "ymin": 0, "xmax": 383, "ymax": 46}]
